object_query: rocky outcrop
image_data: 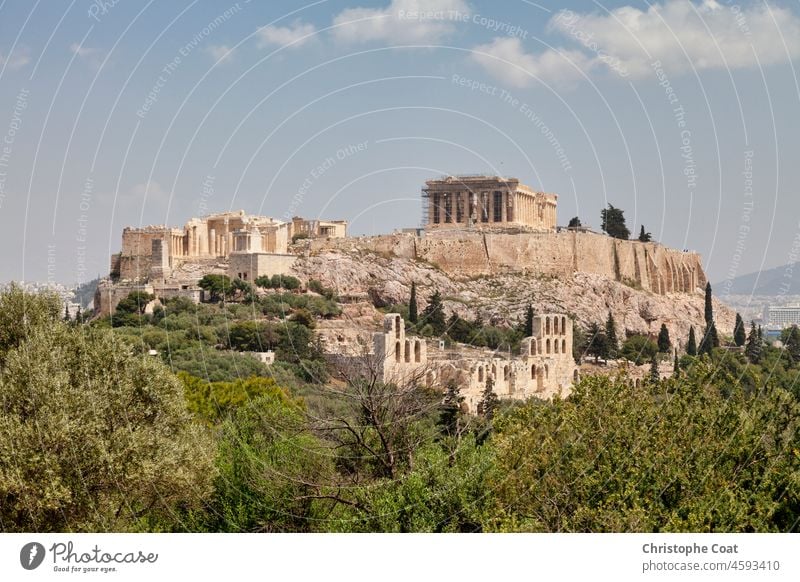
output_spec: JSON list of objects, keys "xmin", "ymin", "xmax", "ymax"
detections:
[{"xmin": 291, "ymin": 249, "xmax": 735, "ymax": 348}]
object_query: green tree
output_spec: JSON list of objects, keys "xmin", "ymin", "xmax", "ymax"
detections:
[
  {"xmin": 112, "ymin": 291, "xmax": 155, "ymax": 327},
  {"xmin": 479, "ymin": 376, "xmax": 499, "ymax": 422},
  {"xmin": 784, "ymin": 325, "xmax": 800, "ymax": 365},
  {"xmin": 0, "ymin": 321, "xmax": 214, "ymax": 532},
  {"xmin": 487, "ymin": 369, "xmax": 800, "ymax": 532},
  {"xmin": 620, "ymin": 335, "xmax": 658, "ymax": 365},
  {"xmin": 745, "ymin": 322, "xmax": 762, "ymax": 364},
  {"xmin": 649, "ymin": 353, "xmax": 660, "ymax": 383},
  {"xmin": 272, "ymin": 274, "xmax": 301, "ymax": 291},
  {"xmin": 600, "ymin": 204, "xmax": 630, "ymax": 240},
  {"xmin": 638, "ymin": 225, "xmax": 652, "ymax": 242},
  {"xmin": 568, "ymin": 216, "xmax": 582, "ymax": 228},
  {"xmin": 524, "ymin": 304, "xmax": 534, "ymax": 337},
  {"xmin": 63, "ymin": 303, "xmax": 70, "ymax": 322},
  {"xmin": 699, "ymin": 323, "xmax": 719, "ymax": 356},
  {"xmin": 231, "ymin": 278, "xmax": 255, "ymax": 303},
  {"xmin": 219, "ymin": 321, "xmax": 279, "ymax": 352},
  {"xmin": 333, "ymin": 437, "xmax": 492, "ymax": 533},
  {"xmin": 687, "ymin": 326, "xmax": 698, "ymax": 356},
  {"xmin": 704, "ymin": 282, "xmax": 714, "ymax": 326},
  {"xmin": 0, "ymin": 283, "xmax": 62, "ymax": 363},
  {"xmin": 421, "ymin": 290, "xmax": 446, "ymax": 336},
  {"xmin": 734, "ymin": 313, "xmax": 746, "ymax": 347},
  {"xmin": 199, "ymin": 391, "xmax": 333, "ymax": 532},
  {"xmin": 586, "ymin": 322, "xmax": 609, "ymax": 362},
  {"xmin": 181, "ymin": 373, "xmax": 287, "ymax": 425},
  {"xmin": 437, "ymin": 380, "xmax": 464, "ymax": 440},
  {"xmin": 657, "ymin": 324, "xmax": 671, "ymax": 353},
  {"xmin": 199, "ymin": 274, "xmax": 232, "ymax": 303},
  {"xmin": 408, "ymin": 281, "xmax": 418, "ymax": 324},
  {"xmin": 605, "ymin": 312, "xmax": 619, "ymax": 358}
]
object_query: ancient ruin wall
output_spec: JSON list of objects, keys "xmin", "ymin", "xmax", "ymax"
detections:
[{"xmin": 310, "ymin": 230, "xmax": 707, "ymax": 295}]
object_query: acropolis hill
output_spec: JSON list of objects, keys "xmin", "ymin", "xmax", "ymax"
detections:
[{"xmin": 97, "ymin": 175, "xmax": 734, "ymax": 345}]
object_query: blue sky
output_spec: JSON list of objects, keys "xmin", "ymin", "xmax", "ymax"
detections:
[{"xmin": 1, "ymin": 0, "xmax": 799, "ymax": 287}]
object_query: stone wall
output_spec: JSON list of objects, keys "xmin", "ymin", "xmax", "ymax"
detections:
[
  {"xmin": 95, "ymin": 281, "xmax": 155, "ymax": 317},
  {"xmin": 309, "ymin": 229, "xmax": 706, "ymax": 295},
  {"xmin": 331, "ymin": 313, "xmax": 577, "ymax": 414},
  {"xmin": 227, "ymin": 252, "xmax": 297, "ymax": 282}
]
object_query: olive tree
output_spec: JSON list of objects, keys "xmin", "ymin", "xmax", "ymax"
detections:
[{"xmin": 0, "ymin": 320, "xmax": 215, "ymax": 532}]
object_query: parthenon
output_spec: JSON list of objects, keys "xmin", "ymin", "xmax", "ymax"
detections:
[{"xmin": 423, "ymin": 175, "xmax": 558, "ymax": 231}]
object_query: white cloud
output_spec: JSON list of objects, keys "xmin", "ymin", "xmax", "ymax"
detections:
[
  {"xmin": 332, "ymin": 0, "xmax": 470, "ymax": 44},
  {"xmin": 206, "ymin": 44, "xmax": 234, "ymax": 63},
  {"xmin": 549, "ymin": 0, "xmax": 800, "ymax": 78},
  {"xmin": 257, "ymin": 21, "xmax": 317, "ymax": 48},
  {"xmin": 69, "ymin": 43, "xmax": 106, "ymax": 70},
  {"xmin": 0, "ymin": 46, "xmax": 31, "ymax": 71},
  {"xmin": 471, "ymin": 37, "xmax": 592, "ymax": 88}
]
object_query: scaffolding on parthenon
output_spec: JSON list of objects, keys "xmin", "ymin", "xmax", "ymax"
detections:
[{"xmin": 420, "ymin": 185, "xmax": 430, "ymax": 229}]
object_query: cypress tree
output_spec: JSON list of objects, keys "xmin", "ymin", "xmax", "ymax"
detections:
[
  {"xmin": 638, "ymin": 225, "xmax": 652, "ymax": 242},
  {"xmin": 524, "ymin": 304, "xmax": 534, "ymax": 337},
  {"xmin": 649, "ymin": 353, "xmax": 660, "ymax": 384},
  {"xmin": 745, "ymin": 322, "xmax": 761, "ymax": 364},
  {"xmin": 733, "ymin": 313, "xmax": 746, "ymax": 347},
  {"xmin": 408, "ymin": 281, "xmax": 418, "ymax": 324},
  {"xmin": 673, "ymin": 349, "xmax": 679, "ymax": 374},
  {"xmin": 699, "ymin": 322, "xmax": 719, "ymax": 356},
  {"xmin": 704, "ymin": 282, "xmax": 714, "ymax": 327},
  {"xmin": 422, "ymin": 290, "xmax": 446, "ymax": 336},
  {"xmin": 657, "ymin": 324, "xmax": 671, "ymax": 353},
  {"xmin": 605, "ymin": 312, "xmax": 618, "ymax": 359},
  {"xmin": 63, "ymin": 303, "xmax": 70, "ymax": 322},
  {"xmin": 479, "ymin": 376, "xmax": 499, "ymax": 421},
  {"xmin": 687, "ymin": 326, "xmax": 698, "ymax": 356}
]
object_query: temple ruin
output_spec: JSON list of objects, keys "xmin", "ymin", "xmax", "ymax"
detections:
[{"xmin": 423, "ymin": 175, "xmax": 557, "ymax": 231}]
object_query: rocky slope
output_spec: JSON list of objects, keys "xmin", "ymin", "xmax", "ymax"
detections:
[{"xmin": 291, "ymin": 248, "xmax": 736, "ymax": 348}]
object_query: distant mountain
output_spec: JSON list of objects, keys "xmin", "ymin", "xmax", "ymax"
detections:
[{"xmin": 716, "ymin": 264, "xmax": 800, "ymax": 296}]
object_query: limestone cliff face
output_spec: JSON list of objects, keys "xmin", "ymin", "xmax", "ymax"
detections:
[
  {"xmin": 307, "ymin": 230, "xmax": 706, "ymax": 296},
  {"xmin": 292, "ymin": 242, "xmax": 734, "ymax": 346}
]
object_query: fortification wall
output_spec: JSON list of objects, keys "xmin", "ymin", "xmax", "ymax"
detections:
[{"xmin": 310, "ymin": 230, "xmax": 706, "ymax": 295}]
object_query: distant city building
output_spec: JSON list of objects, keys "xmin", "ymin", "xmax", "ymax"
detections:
[{"xmin": 763, "ymin": 304, "xmax": 800, "ymax": 329}]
